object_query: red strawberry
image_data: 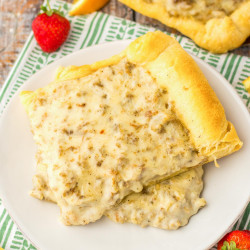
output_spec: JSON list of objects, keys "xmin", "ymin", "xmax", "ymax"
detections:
[
  {"xmin": 32, "ymin": 0, "xmax": 70, "ymax": 53},
  {"xmin": 217, "ymin": 230, "xmax": 250, "ymax": 250}
]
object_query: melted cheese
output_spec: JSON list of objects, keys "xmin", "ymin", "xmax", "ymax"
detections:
[
  {"xmin": 25, "ymin": 59, "xmax": 206, "ymax": 225},
  {"xmin": 146, "ymin": 0, "xmax": 245, "ymax": 22},
  {"xmin": 105, "ymin": 166, "xmax": 206, "ymax": 230}
]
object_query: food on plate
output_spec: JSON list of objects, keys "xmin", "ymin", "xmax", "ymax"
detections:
[
  {"xmin": 105, "ymin": 166, "xmax": 206, "ymax": 230},
  {"xmin": 20, "ymin": 31, "xmax": 242, "ymax": 226},
  {"xmin": 217, "ymin": 230, "xmax": 250, "ymax": 250},
  {"xmin": 69, "ymin": 0, "xmax": 110, "ymax": 15},
  {"xmin": 243, "ymin": 77, "xmax": 250, "ymax": 94},
  {"xmin": 32, "ymin": 1, "xmax": 70, "ymax": 53},
  {"xmin": 118, "ymin": 0, "xmax": 250, "ymax": 53}
]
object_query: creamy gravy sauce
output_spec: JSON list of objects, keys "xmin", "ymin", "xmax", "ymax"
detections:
[
  {"xmin": 144, "ymin": 0, "xmax": 245, "ymax": 21},
  {"xmin": 28, "ymin": 59, "xmax": 205, "ymax": 225},
  {"xmin": 106, "ymin": 166, "xmax": 206, "ymax": 230}
]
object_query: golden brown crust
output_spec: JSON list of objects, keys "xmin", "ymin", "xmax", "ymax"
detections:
[
  {"xmin": 47, "ymin": 31, "xmax": 242, "ymax": 158},
  {"xmin": 118, "ymin": 0, "xmax": 250, "ymax": 53}
]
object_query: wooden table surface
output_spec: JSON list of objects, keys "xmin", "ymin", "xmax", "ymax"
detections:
[{"xmin": 0, "ymin": 0, "xmax": 249, "ymax": 87}]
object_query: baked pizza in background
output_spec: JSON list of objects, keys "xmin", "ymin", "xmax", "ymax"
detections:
[{"xmin": 119, "ymin": 0, "xmax": 250, "ymax": 53}]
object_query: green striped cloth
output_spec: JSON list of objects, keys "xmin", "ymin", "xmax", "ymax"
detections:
[{"xmin": 0, "ymin": 0, "xmax": 249, "ymax": 249}]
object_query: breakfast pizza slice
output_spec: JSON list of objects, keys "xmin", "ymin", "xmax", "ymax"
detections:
[
  {"xmin": 105, "ymin": 166, "xmax": 206, "ymax": 230},
  {"xmin": 118, "ymin": 0, "xmax": 250, "ymax": 53},
  {"xmin": 20, "ymin": 31, "xmax": 242, "ymax": 226}
]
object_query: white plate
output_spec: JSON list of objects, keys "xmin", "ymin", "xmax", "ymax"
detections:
[{"xmin": 0, "ymin": 41, "xmax": 249, "ymax": 250}]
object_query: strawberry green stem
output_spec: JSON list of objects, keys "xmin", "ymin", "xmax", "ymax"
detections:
[{"xmin": 40, "ymin": 0, "xmax": 65, "ymax": 17}]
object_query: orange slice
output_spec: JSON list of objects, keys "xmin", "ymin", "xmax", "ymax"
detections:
[{"xmin": 69, "ymin": 0, "xmax": 110, "ymax": 15}]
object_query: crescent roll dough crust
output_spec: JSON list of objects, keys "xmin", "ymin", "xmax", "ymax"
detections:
[
  {"xmin": 118, "ymin": 0, "xmax": 250, "ymax": 53},
  {"xmin": 20, "ymin": 31, "xmax": 242, "ymax": 226}
]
